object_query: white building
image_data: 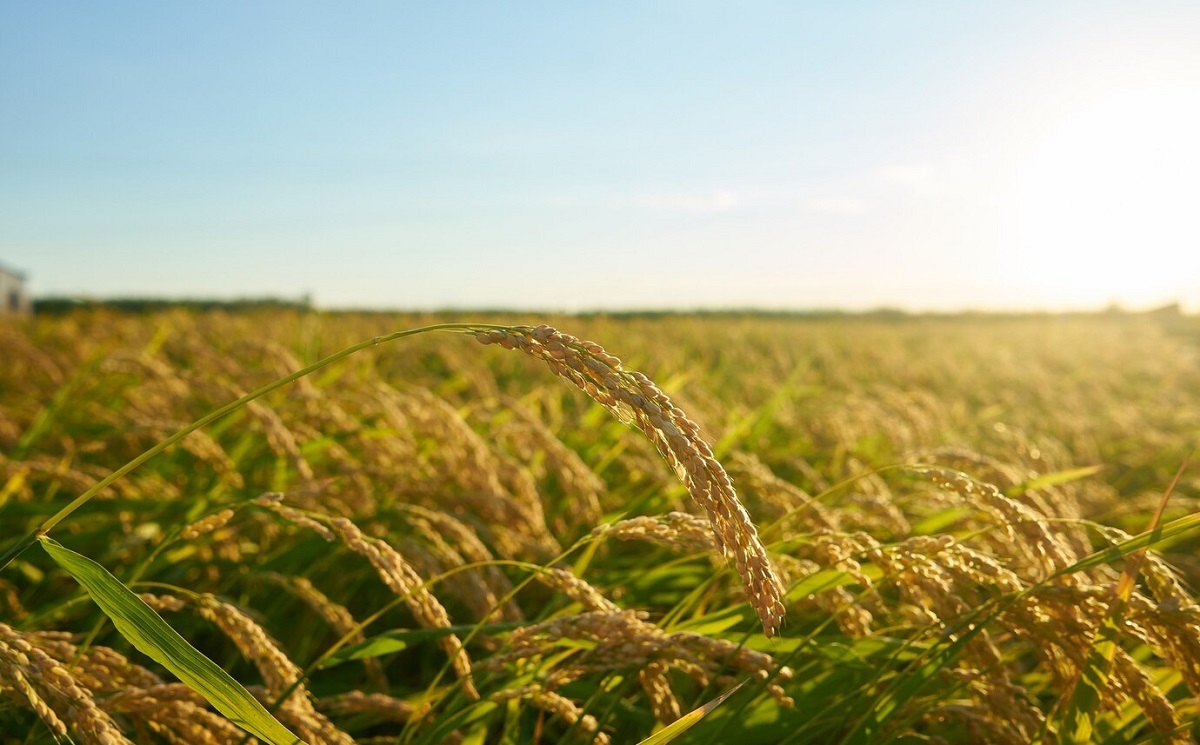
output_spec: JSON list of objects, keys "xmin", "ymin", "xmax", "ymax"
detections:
[{"xmin": 0, "ymin": 264, "xmax": 31, "ymax": 315}]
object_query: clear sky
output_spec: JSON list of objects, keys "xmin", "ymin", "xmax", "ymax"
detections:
[{"xmin": 2, "ymin": 2, "xmax": 1198, "ymax": 312}]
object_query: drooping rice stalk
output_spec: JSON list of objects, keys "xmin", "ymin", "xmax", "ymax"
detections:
[{"xmin": 475, "ymin": 325, "xmax": 787, "ymax": 636}]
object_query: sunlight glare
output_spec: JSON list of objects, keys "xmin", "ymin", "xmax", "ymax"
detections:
[{"xmin": 1011, "ymin": 85, "xmax": 1200, "ymax": 309}]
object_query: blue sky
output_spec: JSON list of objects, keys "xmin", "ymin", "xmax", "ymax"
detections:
[{"xmin": 2, "ymin": 2, "xmax": 1199, "ymax": 311}]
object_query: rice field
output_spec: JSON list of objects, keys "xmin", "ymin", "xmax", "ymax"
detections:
[{"xmin": 1, "ymin": 307, "xmax": 1198, "ymax": 744}]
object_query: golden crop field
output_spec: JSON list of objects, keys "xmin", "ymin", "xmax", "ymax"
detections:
[{"xmin": 1, "ymin": 308, "xmax": 1198, "ymax": 744}]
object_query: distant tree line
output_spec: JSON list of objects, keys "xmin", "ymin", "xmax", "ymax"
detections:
[
  {"xmin": 32, "ymin": 295, "xmax": 314, "ymax": 316},
  {"xmin": 28, "ymin": 297, "xmax": 1189, "ymax": 325}
]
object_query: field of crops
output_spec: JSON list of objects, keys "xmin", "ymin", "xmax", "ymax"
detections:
[{"xmin": 1, "ymin": 308, "xmax": 1198, "ymax": 744}]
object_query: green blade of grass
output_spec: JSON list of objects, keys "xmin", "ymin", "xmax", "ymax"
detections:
[
  {"xmin": 636, "ymin": 678, "xmax": 749, "ymax": 745},
  {"xmin": 40, "ymin": 537, "xmax": 304, "ymax": 745},
  {"xmin": 322, "ymin": 622, "xmax": 522, "ymax": 667},
  {"xmin": 1066, "ymin": 512, "xmax": 1200, "ymax": 575},
  {"xmin": 1009, "ymin": 464, "xmax": 1106, "ymax": 495},
  {"xmin": 1061, "ymin": 611, "xmax": 1121, "ymax": 744}
]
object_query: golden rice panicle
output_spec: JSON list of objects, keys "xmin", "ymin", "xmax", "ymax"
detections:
[
  {"xmin": 490, "ymin": 685, "xmax": 611, "ymax": 744},
  {"xmin": 487, "ymin": 395, "xmax": 606, "ymax": 530},
  {"xmin": 921, "ymin": 446, "xmax": 1092, "ymax": 557},
  {"xmin": 1100, "ymin": 526, "xmax": 1197, "ymax": 609},
  {"xmin": 329, "ymin": 516, "xmax": 480, "ymax": 701},
  {"xmin": 728, "ymin": 451, "xmax": 838, "ymax": 527},
  {"xmin": 179, "ymin": 508, "xmax": 235, "ymax": 541},
  {"xmin": 590, "ymin": 511, "xmax": 716, "ymax": 552},
  {"xmin": 810, "ymin": 531, "xmax": 879, "ymax": 589},
  {"xmin": 258, "ymin": 340, "xmax": 365, "ymax": 436},
  {"xmin": 266, "ymin": 573, "xmax": 360, "ymax": 642},
  {"xmin": 265, "ymin": 572, "xmax": 390, "ymax": 691},
  {"xmin": 638, "ymin": 660, "xmax": 684, "ymax": 723},
  {"xmin": 72, "ymin": 644, "xmax": 162, "ymax": 694},
  {"xmin": 475, "ymin": 324, "xmax": 786, "ymax": 636},
  {"xmin": 389, "ymin": 385, "xmax": 560, "ymax": 559},
  {"xmin": 1126, "ymin": 592, "xmax": 1200, "ymax": 697},
  {"xmin": 255, "ymin": 491, "xmax": 336, "ymax": 540},
  {"xmin": 922, "ymin": 466, "xmax": 1076, "ymax": 576},
  {"xmin": 318, "ymin": 690, "xmax": 429, "ymax": 723},
  {"xmin": 864, "ymin": 536, "xmax": 1045, "ymax": 742},
  {"xmin": 144, "ymin": 592, "xmax": 355, "ymax": 745},
  {"xmin": 788, "ymin": 533, "xmax": 881, "ymax": 637},
  {"xmin": 106, "ymin": 683, "xmax": 246, "ymax": 745},
  {"xmin": 255, "ymin": 495, "xmax": 484, "ymax": 698},
  {"xmin": 169, "ymin": 345, "xmax": 315, "ymax": 483},
  {"xmin": 1110, "ymin": 646, "xmax": 1183, "ymax": 740},
  {"xmin": 0, "ymin": 623, "xmax": 131, "ymax": 744},
  {"xmin": 477, "ymin": 610, "xmax": 646, "ymax": 673},
  {"xmin": 840, "ymin": 458, "xmax": 911, "ymax": 537},
  {"xmin": 532, "ymin": 567, "xmax": 619, "ymax": 612},
  {"xmin": 1010, "ymin": 562, "xmax": 1182, "ymax": 738},
  {"xmin": 0, "ymin": 627, "xmax": 68, "ymax": 738},
  {"xmin": 480, "ymin": 610, "xmax": 794, "ymax": 709},
  {"xmin": 1100, "ymin": 526, "xmax": 1200, "ymax": 696},
  {"xmin": 404, "ymin": 505, "xmax": 522, "ymax": 622},
  {"xmin": 180, "ymin": 355, "xmax": 316, "ymax": 482},
  {"xmin": 0, "ymin": 577, "xmax": 27, "ymax": 620},
  {"xmin": 778, "ymin": 553, "xmax": 874, "ymax": 637}
]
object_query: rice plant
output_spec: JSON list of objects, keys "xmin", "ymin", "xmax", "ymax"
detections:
[{"xmin": 1, "ymin": 309, "xmax": 1198, "ymax": 743}]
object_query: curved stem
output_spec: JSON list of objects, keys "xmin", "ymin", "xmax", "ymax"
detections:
[{"xmin": 0, "ymin": 322, "xmax": 501, "ymax": 573}]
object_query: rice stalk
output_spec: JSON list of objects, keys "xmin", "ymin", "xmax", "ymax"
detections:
[{"xmin": 475, "ymin": 324, "xmax": 786, "ymax": 636}]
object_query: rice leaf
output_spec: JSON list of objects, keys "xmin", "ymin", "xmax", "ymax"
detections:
[
  {"xmin": 1065, "ymin": 512, "xmax": 1200, "ymax": 575},
  {"xmin": 910, "ymin": 506, "xmax": 973, "ymax": 535},
  {"xmin": 1061, "ymin": 613, "xmax": 1120, "ymax": 744},
  {"xmin": 323, "ymin": 622, "xmax": 521, "ymax": 667},
  {"xmin": 636, "ymin": 678, "xmax": 748, "ymax": 745},
  {"xmin": 40, "ymin": 537, "xmax": 304, "ymax": 745},
  {"xmin": 1011, "ymin": 464, "xmax": 1106, "ymax": 494}
]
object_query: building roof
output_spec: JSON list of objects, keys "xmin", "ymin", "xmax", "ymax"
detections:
[{"xmin": 0, "ymin": 262, "xmax": 27, "ymax": 281}]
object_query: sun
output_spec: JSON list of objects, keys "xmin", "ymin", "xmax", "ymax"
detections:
[{"xmin": 1009, "ymin": 84, "xmax": 1200, "ymax": 309}]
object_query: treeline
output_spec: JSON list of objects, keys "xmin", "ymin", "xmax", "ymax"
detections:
[
  {"xmin": 28, "ymin": 297, "xmax": 1190, "ymax": 324},
  {"xmin": 32, "ymin": 295, "xmax": 314, "ymax": 316}
]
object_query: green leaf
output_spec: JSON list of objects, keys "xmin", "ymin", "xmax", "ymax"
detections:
[
  {"xmin": 322, "ymin": 622, "xmax": 522, "ymax": 667},
  {"xmin": 673, "ymin": 612, "xmax": 744, "ymax": 636},
  {"xmin": 637, "ymin": 679, "xmax": 748, "ymax": 745},
  {"xmin": 1061, "ymin": 614, "xmax": 1120, "ymax": 744},
  {"xmin": 1066, "ymin": 513, "xmax": 1200, "ymax": 576},
  {"xmin": 786, "ymin": 568, "xmax": 862, "ymax": 601},
  {"xmin": 40, "ymin": 537, "xmax": 303, "ymax": 745},
  {"xmin": 1011, "ymin": 464, "xmax": 1106, "ymax": 494},
  {"xmin": 911, "ymin": 506, "xmax": 974, "ymax": 535}
]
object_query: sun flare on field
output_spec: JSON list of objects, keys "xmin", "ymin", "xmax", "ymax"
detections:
[{"xmin": 1011, "ymin": 84, "xmax": 1200, "ymax": 309}]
